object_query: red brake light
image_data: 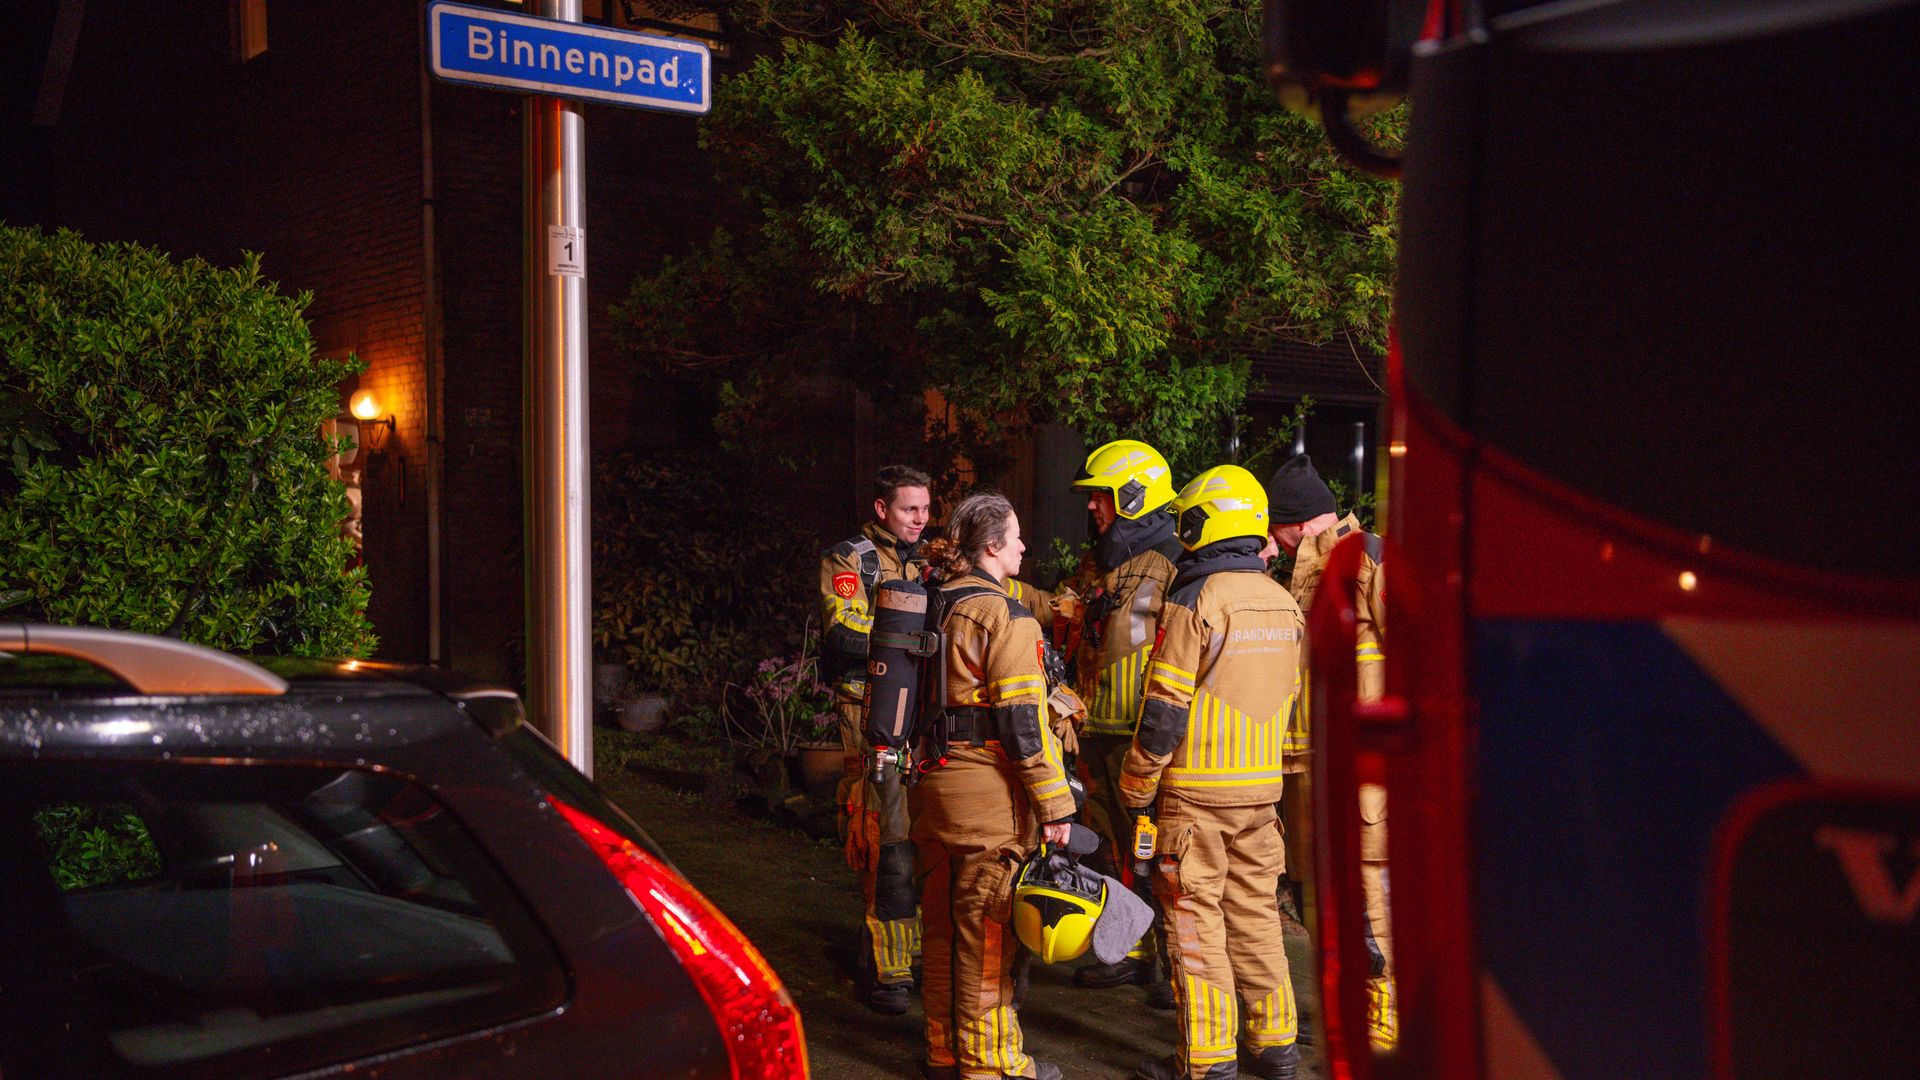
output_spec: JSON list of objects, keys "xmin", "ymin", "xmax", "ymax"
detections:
[{"xmin": 551, "ymin": 798, "xmax": 809, "ymax": 1079}]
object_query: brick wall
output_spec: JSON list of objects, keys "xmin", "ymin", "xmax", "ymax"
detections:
[
  {"xmin": 24, "ymin": 2, "xmax": 881, "ymax": 682},
  {"xmin": 37, "ymin": 0, "xmax": 432, "ymax": 660},
  {"xmin": 430, "ymin": 51, "xmax": 746, "ymax": 684}
]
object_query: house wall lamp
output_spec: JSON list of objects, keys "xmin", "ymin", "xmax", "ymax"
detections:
[{"xmin": 349, "ymin": 390, "xmax": 396, "ymax": 451}]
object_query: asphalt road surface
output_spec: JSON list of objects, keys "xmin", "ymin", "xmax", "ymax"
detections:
[{"xmin": 597, "ymin": 767, "xmax": 1325, "ymax": 1080}]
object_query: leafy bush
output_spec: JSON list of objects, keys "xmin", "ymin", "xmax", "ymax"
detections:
[
  {"xmin": 592, "ymin": 448, "xmax": 818, "ymax": 715},
  {"xmin": 32, "ymin": 803, "xmax": 162, "ymax": 891},
  {"xmin": 0, "ymin": 225, "xmax": 372, "ymax": 656}
]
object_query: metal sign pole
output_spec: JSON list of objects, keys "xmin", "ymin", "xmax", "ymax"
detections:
[{"xmin": 523, "ymin": 0, "xmax": 592, "ymax": 775}]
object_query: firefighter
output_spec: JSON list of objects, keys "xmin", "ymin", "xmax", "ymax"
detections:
[
  {"xmin": 1121, "ymin": 465, "xmax": 1303, "ymax": 1080},
  {"xmin": 1059, "ymin": 439, "xmax": 1182, "ymax": 1004},
  {"xmin": 819, "ymin": 464, "xmax": 933, "ymax": 1015},
  {"xmin": 1266, "ymin": 453, "xmax": 1393, "ymax": 1050},
  {"xmin": 913, "ymin": 492, "xmax": 1077, "ymax": 1080}
]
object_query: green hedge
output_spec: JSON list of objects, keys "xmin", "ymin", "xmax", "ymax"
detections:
[
  {"xmin": 592, "ymin": 448, "xmax": 818, "ymax": 713},
  {"xmin": 0, "ymin": 225, "xmax": 373, "ymax": 656}
]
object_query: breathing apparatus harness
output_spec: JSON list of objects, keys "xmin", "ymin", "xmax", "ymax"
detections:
[{"xmin": 863, "ymin": 571, "xmax": 1073, "ymax": 786}]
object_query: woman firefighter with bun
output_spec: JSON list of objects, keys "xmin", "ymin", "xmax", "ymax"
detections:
[
  {"xmin": 912, "ymin": 491, "xmax": 1078, "ymax": 1080},
  {"xmin": 1119, "ymin": 465, "xmax": 1305, "ymax": 1080}
]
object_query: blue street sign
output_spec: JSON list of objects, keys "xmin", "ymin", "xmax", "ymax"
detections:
[{"xmin": 428, "ymin": 1, "xmax": 709, "ymax": 115}]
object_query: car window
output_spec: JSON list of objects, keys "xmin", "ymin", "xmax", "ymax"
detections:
[
  {"xmin": 0, "ymin": 761, "xmax": 565, "ymax": 1079},
  {"xmin": 497, "ymin": 723, "xmax": 673, "ymax": 862}
]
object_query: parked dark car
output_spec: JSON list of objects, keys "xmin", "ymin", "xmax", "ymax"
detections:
[{"xmin": 0, "ymin": 624, "xmax": 808, "ymax": 1079}]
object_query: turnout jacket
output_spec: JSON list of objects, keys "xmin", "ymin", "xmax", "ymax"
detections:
[
  {"xmin": 819, "ymin": 521, "xmax": 926, "ymax": 692},
  {"xmin": 939, "ymin": 571, "xmax": 1078, "ymax": 825},
  {"xmin": 1075, "ymin": 514, "xmax": 1183, "ymax": 737},
  {"xmin": 1120, "ymin": 539, "xmax": 1304, "ymax": 809},
  {"xmin": 1283, "ymin": 513, "xmax": 1384, "ymax": 761}
]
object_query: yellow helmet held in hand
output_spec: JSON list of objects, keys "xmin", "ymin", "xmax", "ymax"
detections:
[
  {"xmin": 1012, "ymin": 848, "xmax": 1106, "ymax": 964},
  {"xmin": 1071, "ymin": 439, "xmax": 1176, "ymax": 519},
  {"xmin": 1170, "ymin": 465, "xmax": 1270, "ymax": 550}
]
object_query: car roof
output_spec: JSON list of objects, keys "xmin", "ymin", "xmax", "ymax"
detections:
[{"xmin": 0, "ymin": 654, "xmax": 523, "ymax": 757}]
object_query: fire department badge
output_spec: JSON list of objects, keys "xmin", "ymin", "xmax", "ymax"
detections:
[{"xmin": 833, "ymin": 572, "xmax": 859, "ymax": 599}]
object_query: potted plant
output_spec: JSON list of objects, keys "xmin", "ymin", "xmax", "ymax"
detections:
[
  {"xmin": 792, "ymin": 704, "xmax": 845, "ymax": 798},
  {"xmin": 726, "ymin": 628, "xmax": 842, "ymax": 795}
]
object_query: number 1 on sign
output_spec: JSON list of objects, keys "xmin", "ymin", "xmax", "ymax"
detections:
[{"xmin": 548, "ymin": 225, "xmax": 585, "ymax": 278}]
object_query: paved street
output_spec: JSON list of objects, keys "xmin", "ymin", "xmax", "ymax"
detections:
[{"xmin": 595, "ymin": 767, "xmax": 1324, "ymax": 1080}]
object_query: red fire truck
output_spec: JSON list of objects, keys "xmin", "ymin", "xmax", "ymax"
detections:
[{"xmin": 1271, "ymin": 2, "xmax": 1920, "ymax": 1078}]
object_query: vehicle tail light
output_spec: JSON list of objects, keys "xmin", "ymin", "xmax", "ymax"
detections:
[{"xmin": 551, "ymin": 798, "xmax": 809, "ymax": 1079}]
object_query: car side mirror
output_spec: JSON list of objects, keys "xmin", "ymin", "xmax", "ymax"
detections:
[{"xmin": 1262, "ymin": 0, "xmax": 1429, "ymax": 177}]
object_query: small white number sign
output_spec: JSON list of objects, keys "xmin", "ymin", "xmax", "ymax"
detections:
[{"xmin": 548, "ymin": 225, "xmax": 585, "ymax": 278}]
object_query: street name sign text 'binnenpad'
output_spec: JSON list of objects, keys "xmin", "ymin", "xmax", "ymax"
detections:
[{"xmin": 428, "ymin": 0, "xmax": 710, "ymax": 114}]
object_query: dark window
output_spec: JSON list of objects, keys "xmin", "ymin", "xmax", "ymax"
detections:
[{"xmin": 0, "ymin": 762, "xmax": 565, "ymax": 1078}]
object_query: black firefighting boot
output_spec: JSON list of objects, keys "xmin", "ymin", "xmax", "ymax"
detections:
[
  {"xmin": 855, "ymin": 924, "xmax": 912, "ymax": 1015},
  {"xmin": 856, "ymin": 944, "xmax": 911, "ymax": 1015},
  {"xmin": 1132, "ymin": 1056, "xmax": 1237, "ymax": 1080},
  {"xmin": 934, "ymin": 1061, "xmax": 1063, "ymax": 1080},
  {"xmin": 1073, "ymin": 953, "xmax": 1155, "ymax": 988},
  {"xmin": 1238, "ymin": 1044, "xmax": 1300, "ymax": 1080},
  {"xmin": 864, "ymin": 982, "xmax": 911, "ymax": 1015}
]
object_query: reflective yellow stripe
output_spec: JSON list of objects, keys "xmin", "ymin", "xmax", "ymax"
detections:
[
  {"xmin": 1149, "ymin": 659, "xmax": 1197, "ymax": 689},
  {"xmin": 992, "ymin": 677, "xmax": 1044, "ymax": 705},
  {"xmin": 833, "ymin": 602, "xmax": 873, "ymax": 632},
  {"xmin": 1162, "ymin": 769, "xmax": 1292, "ymax": 787},
  {"xmin": 1088, "ymin": 647, "xmax": 1151, "ymax": 734}
]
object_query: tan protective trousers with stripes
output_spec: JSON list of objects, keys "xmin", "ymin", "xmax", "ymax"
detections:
[
  {"xmin": 837, "ymin": 694, "xmax": 921, "ymax": 985},
  {"xmin": 1155, "ymin": 794, "xmax": 1298, "ymax": 1080},
  {"xmin": 1081, "ymin": 732, "xmax": 1160, "ymax": 960},
  {"xmin": 909, "ymin": 749, "xmax": 1043, "ymax": 1079},
  {"xmin": 1361, "ymin": 785, "xmax": 1396, "ymax": 1049}
]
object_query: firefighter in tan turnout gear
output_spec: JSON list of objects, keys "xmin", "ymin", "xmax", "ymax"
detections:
[
  {"xmin": 1265, "ymin": 453, "xmax": 1394, "ymax": 1049},
  {"xmin": 1120, "ymin": 465, "xmax": 1304, "ymax": 1080},
  {"xmin": 912, "ymin": 492, "xmax": 1077, "ymax": 1080},
  {"xmin": 1059, "ymin": 439, "xmax": 1182, "ymax": 1003},
  {"xmin": 819, "ymin": 465, "xmax": 932, "ymax": 1015}
]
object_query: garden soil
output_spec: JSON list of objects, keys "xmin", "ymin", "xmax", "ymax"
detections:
[{"xmin": 596, "ymin": 768, "xmax": 1325, "ymax": 1080}]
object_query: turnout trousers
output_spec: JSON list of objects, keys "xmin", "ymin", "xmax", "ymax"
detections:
[
  {"xmin": 1081, "ymin": 732, "xmax": 1161, "ymax": 962},
  {"xmin": 1154, "ymin": 794, "xmax": 1299, "ymax": 1080},
  {"xmin": 1360, "ymin": 783, "xmax": 1395, "ymax": 1049},
  {"xmin": 910, "ymin": 749, "xmax": 1044, "ymax": 1079},
  {"xmin": 837, "ymin": 691, "xmax": 920, "ymax": 986}
]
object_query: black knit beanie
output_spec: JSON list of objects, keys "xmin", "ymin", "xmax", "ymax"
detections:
[{"xmin": 1267, "ymin": 454, "xmax": 1338, "ymax": 524}]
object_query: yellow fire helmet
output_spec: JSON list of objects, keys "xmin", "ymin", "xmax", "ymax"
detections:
[
  {"xmin": 1169, "ymin": 464, "xmax": 1271, "ymax": 550},
  {"xmin": 1070, "ymin": 439, "xmax": 1177, "ymax": 519},
  {"xmin": 1012, "ymin": 848, "xmax": 1107, "ymax": 964}
]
